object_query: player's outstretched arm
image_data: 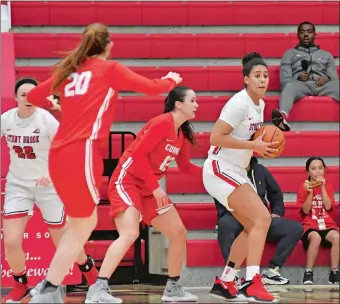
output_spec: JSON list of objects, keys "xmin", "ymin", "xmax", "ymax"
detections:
[
  {"xmin": 108, "ymin": 62, "xmax": 181, "ymax": 96},
  {"xmin": 26, "ymin": 77, "xmax": 58, "ymax": 110}
]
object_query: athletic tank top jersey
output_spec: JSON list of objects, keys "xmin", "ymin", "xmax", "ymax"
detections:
[
  {"xmin": 1, "ymin": 108, "xmax": 59, "ymax": 181},
  {"xmin": 207, "ymin": 89, "xmax": 265, "ymax": 169}
]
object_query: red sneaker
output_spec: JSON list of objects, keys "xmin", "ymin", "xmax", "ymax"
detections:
[
  {"xmin": 209, "ymin": 276, "xmax": 238, "ymax": 301},
  {"xmin": 2, "ymin": 281, "xmax": 29, "ymax": 303},
  {"xmin": 82, "ymin": 265, "xmax": 98, "ymax": 287},
  {"xmin": 238, "ymin": 274, "xmax": 277, "ymax": 302}
]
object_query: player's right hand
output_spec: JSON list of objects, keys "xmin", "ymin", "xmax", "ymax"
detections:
[
  {"xmin": 161, "ymin": 72, "xmax": 183, "ymax": 85},
  {"xmin": 47, "ymin": 95, "xmax": 61, "ymax": 111},
  {"xmin": 153, "ymin": 187, "xmax": 169, "ymax": 209},
  {"xmin": 252, "ymin": 130, "xmax": 278, "ymax": 157}
]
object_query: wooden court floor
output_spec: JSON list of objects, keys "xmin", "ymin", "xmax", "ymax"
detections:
[{"xmin": 1, "ymin": 284, "xmax": 339, "ymax": 303}]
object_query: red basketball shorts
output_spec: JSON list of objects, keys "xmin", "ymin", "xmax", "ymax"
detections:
[
  {"xmin": 49, "ymin": 140, "xmax": 103, "ymax": 218},
  {"xmin": 108, "ymin": 161, "xmax": 173, "ymax": 226}
]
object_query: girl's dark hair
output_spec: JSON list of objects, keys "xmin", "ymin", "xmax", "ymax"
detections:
[
  {"xmin": 164, "ymin": 86, "xmax": 197, "ymax": 146},
  {"xmin": 15, "ymin": 77, "xmax": 38, "ymax": 95},
  {"xmin": 52, "ymin": 23, "xmax": 110, "ymax": 92},
  {"xmin": 242, "ymin": 52, "xmax": 267, "ymax": 76},
  {"xmin": 305, "ymin": 156, "xmax": 327, "ymax": 180}
]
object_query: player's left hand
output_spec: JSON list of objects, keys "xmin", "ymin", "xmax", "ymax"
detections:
[
  {"xmin": 153, "ymin": 187, "xmax": 169, "ymax": 209},
  {"xmin": 36, "ymin": 177, "xmax": 52, "ymax": 186}
]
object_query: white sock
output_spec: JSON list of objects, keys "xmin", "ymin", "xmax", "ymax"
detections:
[
  {"xmin": 246, "ymin": 266, "xmax": 260, "ymax": 281},
  {"xmin": 220, "ymin": 266, "xmax": 238, "ymax": 282}
]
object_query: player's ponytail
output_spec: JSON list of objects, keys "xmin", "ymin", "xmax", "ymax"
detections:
[
  {"xmin": 52, "ymin": 23, "xmax": 111, "ymax": 92},
  {"xmin": 164, "ymin": 86, "xmax": 197, "ymax": 146}
]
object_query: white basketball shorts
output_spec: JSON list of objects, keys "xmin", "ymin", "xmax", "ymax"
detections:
[
  {"xmin": 203, "ymin": 159, "xmax": 256, "ymax": 211},
  {"xmin": 3, "ymin": 172, "xmax": 66, "ymax": 227}
]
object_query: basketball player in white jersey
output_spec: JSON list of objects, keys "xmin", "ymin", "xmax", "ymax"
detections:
[
  {"xmin": 1, "ymin": 78, "xmax": 98, "ymax": 303},
  {"xmin": 203, "ymin": 53, "xmax": 278, "ymax": 303}
]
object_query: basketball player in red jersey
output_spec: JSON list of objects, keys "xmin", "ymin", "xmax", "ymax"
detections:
[
  {"xmin": 84, "ymin": 86, "xmax": 200, "ymax": 303},
  {"xmin": 26, "ymin": 23, "xmax": 182, "ymax": 303}
]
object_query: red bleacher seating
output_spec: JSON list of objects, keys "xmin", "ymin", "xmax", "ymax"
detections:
[
  {"xmin": 14, "ymin": 33, "xmax": 340, "ymax": 59},
  {"xmin": 1, "ymin": 138, "xmax": 10, "ymax": 178},
  {"xmin": 174, "ymin": 203, "xmax": 339, "ymax": 267},
  {"xmin": 166, "ymin": 166, "xmax": 340, "ymax": 194},
  {"xmin": 104, "ymin": 131, "xmax": 339, "ymax": 160},
  {"xmin": 113, "ymin": 96, "xmax": 340, "ymax": 122},
  {"xmin": 11, "ymin": 2, "xmax": 339, "ymax": 26},
  {"xmin": 15, "ymin": 66, "xmax": 340, "ymax": 93},
  {"xmin": 84, "ymin": 240, "xmax": 145, "ymax": 267},
  {"xmin": 190, "ymin": 132, "xmax": 340, "ymax": 158},
  {"xmin": 99, "ymin": 165, "xmax": 339, "ymax": 201},
  {"xmin": 1, "ymin": 33, "xmax": 16, "ymax": 113},
  {"xmin": 186, "ymin": 239, "xmax": 333, "ymax": 267},
  {"xmin": 175, "ymin": 203, "xmax": 339, "ymax": 231}
]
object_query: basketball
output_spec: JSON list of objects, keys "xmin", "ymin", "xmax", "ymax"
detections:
[{"xmin": 253, "ymin": 125, "xmax": 285, "ymax": 157}]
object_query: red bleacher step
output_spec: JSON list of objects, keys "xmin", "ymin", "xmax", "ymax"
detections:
[
  {"xmin": 166, "ymin": 166, "xmax": 340, "ymax": 194},
  {"xmin": 13, "ymin": 33, "xmax": 339, "ymax": 59},
  {"xmin": 115, "ymin": 95, "xmax": 339, "ymax": 123},
  {"xmin": 174, "ymin": 203, "xmax": 339, "ymax": 231},
  {"xmin": 186, "ymin": 239, "xmax": 332, "ymax": 267},
  {"xmin": 16, "ymin": 66, "xmax": 340, "ymax": 93},
  {"xmin": 102, "ymin": 131, "xmax": 340, "ymax": 159},
  {"xmin": 10, "ymin": 2, "xmax": 339, "ymax": 26},
  {"xmin": 85, "ymin": 240, "xmax": 145, "ymax": 267}
]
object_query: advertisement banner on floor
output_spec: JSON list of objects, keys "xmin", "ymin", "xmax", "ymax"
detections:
[{"xmin": 0, "ymin": 202, "xmax": 82, "ymax": 287}]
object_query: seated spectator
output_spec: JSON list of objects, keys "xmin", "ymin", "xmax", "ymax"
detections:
[
  {"xmin": 211, "ymin": 157, "xmax": 303, "ymax": 296},
  {"xmin": 297, "ymin": 157, "xmax": 339, "ymax": 285},
  {"xmin": 272, "ymin": 21, "xmax": 339, "ymax": 131}
]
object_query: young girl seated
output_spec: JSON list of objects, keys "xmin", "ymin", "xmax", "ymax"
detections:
[{"xmin": 297, "ymin": 157, "xmax": 339, "ymax": 285}]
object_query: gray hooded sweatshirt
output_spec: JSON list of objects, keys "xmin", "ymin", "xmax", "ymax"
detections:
[{"xmin": 280, "ymin": 45, "xmax": 338, "ymax": 88}]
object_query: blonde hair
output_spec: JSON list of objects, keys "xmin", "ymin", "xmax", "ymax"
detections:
[{"xmin": 52, "ymin": 23, "xmax": 110, "ymax": 92}]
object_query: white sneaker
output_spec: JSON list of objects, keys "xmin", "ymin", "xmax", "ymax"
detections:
[
  {"xmin": 262, "ymin": 267, "xmax": 289, "ymax": 285},
  {"xmin": 85, "ymin": 280, "xmax": 122, "ymax": 303},
  {"xmin": 161, "ymin": 278, "xmax": 198, "ymax": 302},
  {"xmin": 30, "ymin": 281, "xmax": 66, "ymax": 297}
]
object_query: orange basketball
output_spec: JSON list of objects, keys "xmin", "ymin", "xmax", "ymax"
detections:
[{"xmin": 253, "ymin": 125, "xmax": 285, "ymax": 158}]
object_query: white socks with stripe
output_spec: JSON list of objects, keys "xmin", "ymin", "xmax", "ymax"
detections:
[
  {"xmin": 220, "ymin": 266, "xmax": 238, "ymax": 282},
  {"xmin": 246, "ymin": 266, "xmax": 260, "ymax": 281}
]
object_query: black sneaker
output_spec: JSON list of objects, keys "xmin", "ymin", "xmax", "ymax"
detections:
[
  {"xmin": 303, "ymin": 270, "xmax": 314, "ymax": 285},
  {"xmin": 272, "ymin": 109, "xmax": 291, "ymax": 132},
  {"xmin": 209, "ymin": 276, "xmax": 238, "ymax": 301},
  {"xmin": 329, "ymin": 269, "xmax": 340, "ymax": 284}
]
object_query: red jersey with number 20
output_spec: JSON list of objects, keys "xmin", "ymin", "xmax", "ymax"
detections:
[
  {"xmin": 113, "ymin": 112, "xmax": 202, "ymax": 192},
  {"xmin": 26, "ymin": 58, "xmax": 175, "ymax": 149}
]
